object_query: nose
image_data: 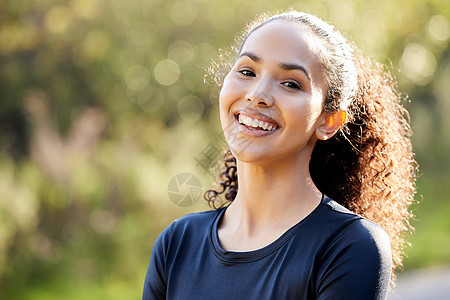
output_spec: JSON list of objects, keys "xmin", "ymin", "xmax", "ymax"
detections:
[{"xmin": 245, "ymin": 76, "xmax": 274, "ymax": 107}]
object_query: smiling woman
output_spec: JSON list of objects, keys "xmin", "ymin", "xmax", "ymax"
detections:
[
  {"xmin": 143, "ymin": 10, "xmax": 417, "ymax": 300},
  {"xmin": 219, "ymin": 21, "xmax": 331, "ymax": 165}
]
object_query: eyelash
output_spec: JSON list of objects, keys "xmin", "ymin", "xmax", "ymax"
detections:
[
  {"xmin": 238, "ymin": 69, "xmax": 256, "ymax": 77},
  {"xmin": 281, "ymin": 81, "xmax": 302, "ymax": 90},
  {"xmin": 237, "ymin": 69, "xmax": 303, "ymax": 91}
]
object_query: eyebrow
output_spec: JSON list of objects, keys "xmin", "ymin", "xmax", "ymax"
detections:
[
  {"xmin": 238, "ymin": 52, "xmax": 311, "ymax": 81},
  {"xmin": 239, "ymin": 52, "xmax": 261, "ymax": 63},
  {"xmin": 279, "ymin": 63, "xmax": 311, "ymax": 80}
]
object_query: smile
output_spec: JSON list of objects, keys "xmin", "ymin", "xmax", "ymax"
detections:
[{"xmin": 235, "ymin": 113, "xmax": 279, "ymax": 131}]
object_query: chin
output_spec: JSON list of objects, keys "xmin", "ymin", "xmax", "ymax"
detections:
[{"xmin": 229, "ymin": 145, "xmax": 282, "ymax": 165}]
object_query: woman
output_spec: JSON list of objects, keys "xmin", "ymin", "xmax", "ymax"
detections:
[{"xmin": 143, "ymin": 11, "xmax": 416, "ymax": 299}]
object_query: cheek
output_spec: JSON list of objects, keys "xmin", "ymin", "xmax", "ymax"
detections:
[
  {"xmin": 218, "ymin": 77, "xmax": 236, "ymax": 127},
  {"xmin": 283, "ymin": 98, "xmax": 324, "ymax": 132},
  {"xmin": 299, "ymin": 89, "xmax": 326, "ymax": 121},
  {"xmin": 219, "ymin": 76, "xmax": 240, "ymax": 111},
  {"xmin": 218, "ymin": 87, "xmax": 229, "ymax": 117}
]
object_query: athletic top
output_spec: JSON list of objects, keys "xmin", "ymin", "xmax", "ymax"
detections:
[{"xmin": 143, "ymin": 195, "xmax": 392, "ymax": 300}]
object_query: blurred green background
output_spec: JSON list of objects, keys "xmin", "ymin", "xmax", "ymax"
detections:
[{"xmin": 0, "ymin": 0, "xmax": 449, "ymax": 298}]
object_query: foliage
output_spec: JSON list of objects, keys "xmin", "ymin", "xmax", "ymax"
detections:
[{"xmin": 0, "ymin": 0, "xmax": 449, "ymax": 298}]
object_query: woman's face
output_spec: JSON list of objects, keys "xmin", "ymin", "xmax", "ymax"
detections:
[{"xmin": 219, "ymin": 20, "xmax": 328, "ymax": 165}]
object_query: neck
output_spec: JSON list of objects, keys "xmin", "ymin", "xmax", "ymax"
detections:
[{"xmin": 225, "ymin": 153, "xmax": 322, "ymax": 231}]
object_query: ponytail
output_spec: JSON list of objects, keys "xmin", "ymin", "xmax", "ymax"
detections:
[{"xmin": 311, "ymin": 52, "xmax": 417, "ymax": 274}]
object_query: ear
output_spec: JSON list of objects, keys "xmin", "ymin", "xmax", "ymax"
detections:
[{"xmin": 315, "ymin": 111, "xmax": 347, "ymax": 140}]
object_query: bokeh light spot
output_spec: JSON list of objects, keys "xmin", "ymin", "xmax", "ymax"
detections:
[
  {"xmin": 125, "ymin": 65, "xmax": 150, "ymax": 91},
  {"xmin": 89, "ymin": 210, "xmax": 116, "ymax": 234},
  {"xmin": 168, "ymin": 40, "xmax": 193, "ymax": 66},
  {"xmin": 171, "ymin": 1, "xmax": 198, "ymax": 25},
  {"xmin": 192, "ymin": 43, "xmax": 217, "ymax": 67},
  {"xmin": 400, "ymin": 43, "xmax": 437, "ymax": 85},
  {"xmin": 362, "ymin": 9, "xmax": 388, "ymax": 51},
  {"xmin": 71, "ymin": 0, "xmax": 103, "ymax": 19},
  {"xmin": 81, "ymin": 30, "xmax": 111, "ymax": 62},
  {"xmin": 130, "ymin": 22, "xmax": 156, "ymax": 46},
  {"xmin": 44, "ymin": 6, "xmax": 73, "ymax": 35},
  {"xmin": 177, "ymin": 95, "xmax": 204, "ymax": 122},
  {"xmin": 138, "ymin": 87, "xmax": 165, "ymax": 113},
  {"xmin": 15, "ymin": 24, "xmax": 41, "ymax": 51},
  {"xmin": 154, "ymin": 59, "xmax": 180, "ymax": 86},
  {"xmin": 428, "ymin": 15, "xmax": 450, "ymax": 42}
]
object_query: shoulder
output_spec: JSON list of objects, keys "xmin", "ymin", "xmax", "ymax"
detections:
[
  {"xmin": 314, "ymin": 197, "xmax": 392, "ymax": 298},
  {"xmin": 329, "ymin": 217, "xmax": 392, "ymax": 262},
  {"xmin": 171, "ymin": 208, "xmax": 222, "ymax": 232},
  {"xmin": 154, "ymin": 209, "xmax": 222, "ymax": 248},
  {"xmin": 317, "ymin": 197, "xmax": 392, "ymax": 278},
  {"xmin": 143, "ymin": 210, "xmax": 221, "ymax": 300},
  {"xmin": 322, "ymin": 197, "xmax": 391, "ymax": 252}
]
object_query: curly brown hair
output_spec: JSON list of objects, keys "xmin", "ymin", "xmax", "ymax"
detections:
[{"xmin": 204, "ymin": 11, "xmax": 417, "ymax": 281}]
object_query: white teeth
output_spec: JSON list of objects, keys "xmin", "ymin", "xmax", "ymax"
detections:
[
  {"xmin": 244, "ymin": 116, "xmax": 253, "ymax": 127},
  {"xmin": 237, "ymin": 114, "xmax": 277, "ymax": 131}
]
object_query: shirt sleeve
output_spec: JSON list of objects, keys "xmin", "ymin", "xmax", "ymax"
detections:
[
  {"xmin": 142, "ymin": 223, "xmax": 174, "ymax": 300},
  {"xmin": 315, "ymin": 218, "xmax": 392, "ymax": 300}
]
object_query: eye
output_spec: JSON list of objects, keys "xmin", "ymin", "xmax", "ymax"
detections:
[
  {"xmin": 238, "ymin": 69, "xmax": 256, "ymax": 77},
  {"xmin": 281, "ymin": 80, "xmax": 302, "ymax": 90}
]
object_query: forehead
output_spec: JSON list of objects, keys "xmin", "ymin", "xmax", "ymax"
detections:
[{"xmin": 241, "ymin": 20, "xmax": 322, "ymax": 69}]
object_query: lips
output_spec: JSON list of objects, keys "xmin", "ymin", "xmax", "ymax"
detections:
[{"xmin": 234, "ymin": 111, "xmax": 280, "ymax": 133}]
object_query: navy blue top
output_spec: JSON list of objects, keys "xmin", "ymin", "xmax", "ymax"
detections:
[{"xmin": 143, "ymin": 195, "xmax": 392, "ymax": 299}]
